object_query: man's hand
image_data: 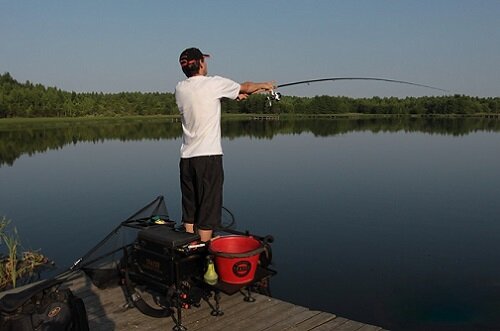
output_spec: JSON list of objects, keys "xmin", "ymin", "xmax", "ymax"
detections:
[
  {"xmin": 263, "ymin": 81, "xmax": 277, "ymax": 92},
  {"xmin": 237, "ymin": 93, "xmax": 249, "ymax": 101}
]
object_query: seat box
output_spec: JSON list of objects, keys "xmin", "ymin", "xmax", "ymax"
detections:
[
  {"xmin": 138, "ymin": 225, "xmax": 200, "ymax": 249},
  {"xmin": 129, "ymin": 225, "xmax": 205, "ymax": 289}
]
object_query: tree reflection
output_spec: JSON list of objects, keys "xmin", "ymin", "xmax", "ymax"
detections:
[{"xmin": 1, "ymin": 117, "xmax": 499, "ymax": 166}]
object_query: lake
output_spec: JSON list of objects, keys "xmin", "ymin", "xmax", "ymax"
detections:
[{"xmin": 1, "ymin": 116, "xmax": 500, "ymax": 330}]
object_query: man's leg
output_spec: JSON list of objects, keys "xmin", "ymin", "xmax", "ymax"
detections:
[
  {"xmin": 198, "ymin": 229, "xmax": 213, "ymax": 242},
  {"xmin": 180, "ymin": 158, "xmax": 196, "ymax": 234},
  {"xmin": 196, "ymin": 156, "xmax": 223, "ymax": 242},
  {"xmin": 184, "ymin": 223, "xmax": 195, "ymax": 233}
]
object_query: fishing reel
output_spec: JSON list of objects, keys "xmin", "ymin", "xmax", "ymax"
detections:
[{"xmin": 266, "ymin": 90, "xmax": 281, "ymax": 107}]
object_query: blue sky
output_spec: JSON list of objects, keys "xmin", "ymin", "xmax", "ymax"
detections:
[{"xmin": 1, "ymin": 1, "xmax": 499, "ymax": 97}]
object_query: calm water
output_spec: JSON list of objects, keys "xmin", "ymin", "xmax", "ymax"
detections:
[{"xmin": 1, "ymin": 117, "xmax": 500, "ymax": 330}]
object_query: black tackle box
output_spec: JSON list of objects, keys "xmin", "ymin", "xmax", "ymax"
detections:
[{"xmin": 128, "ymin": 225, "xmax": 206, "ymax": 289}]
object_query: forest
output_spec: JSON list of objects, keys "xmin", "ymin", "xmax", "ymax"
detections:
[{"xmin": 1, "ymin": 72, "xmax": 498, "ymax": 118}]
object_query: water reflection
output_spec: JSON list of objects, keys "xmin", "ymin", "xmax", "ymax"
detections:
[
  {"xmin": 1, "ymin": 117, "xmax": 499, "ymax": 166},
  {"xmin": 1, "ymin": 117, "xmax": 500, "ymax": 330}
]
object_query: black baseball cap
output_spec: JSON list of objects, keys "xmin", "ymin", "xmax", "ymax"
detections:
[{"xmin": 179, "ymin": 48, "xmax": 210, "ymax": 68}]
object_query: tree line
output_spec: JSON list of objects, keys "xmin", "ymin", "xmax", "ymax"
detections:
[
  {"xmin": 0, "ymin": 73, "xmax": 177, "ymax": 118},
  {"xmin": 1, "ymin": 72, "xmax": 498, "ymax": 118}
]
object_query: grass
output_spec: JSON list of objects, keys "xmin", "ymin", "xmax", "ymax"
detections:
[
  {"xmin": 0, "ymin": 115, "xmax": 176, "ymax": 129},
  {"xmin": 0, "ymin": 217, "xmax": 51, "ymax": 290},
  {"xmin": 1, "ymin": 113, "xmax": 496, "ymax": 129}
]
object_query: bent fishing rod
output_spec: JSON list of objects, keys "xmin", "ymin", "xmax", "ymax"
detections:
[{"xmin": 266, "ymin": 77, "xmax": 450, "ymax": 106}]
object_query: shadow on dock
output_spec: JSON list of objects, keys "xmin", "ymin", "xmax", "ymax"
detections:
[{"xmin": 66, "ymin": 272, "xmax": 385, "ymax": 331}]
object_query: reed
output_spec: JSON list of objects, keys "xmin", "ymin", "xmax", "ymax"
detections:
[{"xmin": 0, "ymin": 217, "xmax": 50, "ymax": 290}]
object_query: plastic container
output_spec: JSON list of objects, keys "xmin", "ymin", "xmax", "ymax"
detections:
[{"xmin": 209, "ymin": 235, "xmax": 264, "ymax": 284}]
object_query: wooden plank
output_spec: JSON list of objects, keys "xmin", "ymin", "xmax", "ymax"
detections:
[
  {"xmin": 308, "ymin": 316, "xmax": 350, "ymax": 330},
  {"xmin": 253, "ymin": 303, "xmax": 310, "ymax": 330},
  {"xmin": 64, "ymin": 273, "xmax": 384, "ymax": 331},
  {"xmin": 188, "ymin": 295, "xmax": 282, "ymax": 331},
  {"xmin": 313, "ymin": 317, "xmax": 366, "ymax": 330},
  {"xmin": 182, "ymin": 292, "xmax": 257, "ymax": 329},
  {"xmin": 262, "ymin": 308, "xmax": 321, "ymax": 331},
  {"xmin": 266, "ymin": 308, "xmax": 326, "ymax": 331},
  {"xmin": 357, "ymin": 324, "xmax": 383, "ymax": 331},
  {"xmin": 218, "ymin": 299, "xmax": 299, "ymax": 330},
  {"xmin": 290, "ymin": 311, "xmax": 337, "ymax": 331},
  {"xmin": 116, "ymin": 294, "xmax": 246, "ymax": 331}
]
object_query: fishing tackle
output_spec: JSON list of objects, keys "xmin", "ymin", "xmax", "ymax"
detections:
[
  {"xmin": 265, "ymin": 77, "xmax": 449, "ymax": 106},
  {"xmin": 266, "ymin": 90, "xmax": 281, "ymax": 107}
]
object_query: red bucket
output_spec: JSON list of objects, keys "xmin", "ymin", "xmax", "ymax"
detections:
[{"xmin": 209, "ymin": 235, "xmax": 264, "ymax": 284}]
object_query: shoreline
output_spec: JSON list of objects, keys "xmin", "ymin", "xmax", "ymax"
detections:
[{"xmin": 0, "ymin": 112, "xmax": 498, "ymax": 125}]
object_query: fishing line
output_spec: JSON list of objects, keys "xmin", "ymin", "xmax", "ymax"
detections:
[{"xmin": 266, "ymin": 76, "xmax": 450, "ymax": 106}]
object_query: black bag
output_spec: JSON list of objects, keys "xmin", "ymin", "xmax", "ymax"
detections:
[{"xmin": 0, "ymin": 278, "xmax": 89, "ymax": 331}]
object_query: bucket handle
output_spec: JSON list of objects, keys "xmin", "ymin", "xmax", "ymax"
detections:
[{"xmin": 211, "ymin": 245, "xmax": 266, "ymax": 259}]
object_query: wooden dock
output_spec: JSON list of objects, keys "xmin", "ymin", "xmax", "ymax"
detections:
[
  {"xmin": 252, "ymin": 115, "xmax": 280, "ymax": 120},
  {"xmin": 64, "ymin": 272, "xmax": 385, "ymax": 331}
]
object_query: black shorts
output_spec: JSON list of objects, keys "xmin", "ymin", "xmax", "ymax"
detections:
[{"xmin": 179, "ymin": 155, "xmax": 223, "ymax": 231}]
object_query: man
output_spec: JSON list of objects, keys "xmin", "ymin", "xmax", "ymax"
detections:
[{"xmin": 175, "ymin": 47, "xmax": 274, "ymax": 242}]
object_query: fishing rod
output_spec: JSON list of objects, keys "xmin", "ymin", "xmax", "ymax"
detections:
[{"xmin": 266, "ymin": 77, "xmax": 450, "ymax": 106}]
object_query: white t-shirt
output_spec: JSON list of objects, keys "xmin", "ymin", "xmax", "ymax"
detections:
[{"xmin": 175, "ymin": 75, "xmax": 240, "ymax": 158}]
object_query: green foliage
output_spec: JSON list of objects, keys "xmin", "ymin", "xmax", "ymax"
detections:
[
  {"xmin": 0, "ymin": 217, "xmax": 50, "ymax": 290},
  {"xmin": 0, "ymin": 72, "xmax": 177, "ymax": 118},
  {"xmin": 1, "ymin": 72, "xmax": 499, "ymax": 118}
]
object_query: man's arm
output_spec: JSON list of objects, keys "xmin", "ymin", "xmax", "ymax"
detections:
[{"xmin": 239, "ymin": 81, "xmax": 275, "ymax": 95}]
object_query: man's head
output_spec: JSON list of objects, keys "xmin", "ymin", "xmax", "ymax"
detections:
[{"xmin": 179, "ymin": 47, "xmax": 210, "ymax": 77}]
